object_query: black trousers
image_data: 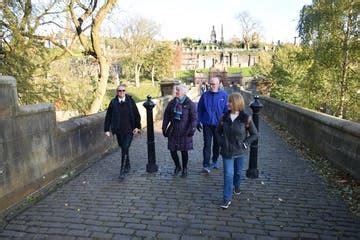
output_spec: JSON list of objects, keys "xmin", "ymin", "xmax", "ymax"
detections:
[
  {"xmin": 170, "ymin": 150, "xmax": 188, "ymax": 169},
  {"xmin": 115, "ymin": 133, "xmax": 133, "ymax": 158}
]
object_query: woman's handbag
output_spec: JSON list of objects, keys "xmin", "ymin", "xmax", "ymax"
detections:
[{"xmin": 164, "ymin": 123, "xmax": 174, "ymax": 137}]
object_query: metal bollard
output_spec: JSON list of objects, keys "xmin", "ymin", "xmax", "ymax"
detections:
[
  {"xmin": 143, "ymin": 95, "xmax": 158, "ymax": 173},
  {"xmin": 246, "ymin": 95, "xmax": 263, "ymax": 178}
]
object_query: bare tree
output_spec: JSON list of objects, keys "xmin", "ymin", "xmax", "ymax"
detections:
[
  {"xmin": 236, "ymin": 11, "xmax": 261, "ymax": 50},
  {"xmin": 68, "ymin": 0, "xmax": 117, "ymax": 114},
  {"xmin": 119, "ymin": 17, "xmax": 159, "ymax": 87}
]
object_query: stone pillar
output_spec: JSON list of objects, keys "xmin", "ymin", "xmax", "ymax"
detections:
[
  {"xmin": 0, "ymin": 76, "xmax": 18, "ymax": 117},
  {"xmin": 159, "ymin": 80, "xmax": 180, "ymax": 96}
]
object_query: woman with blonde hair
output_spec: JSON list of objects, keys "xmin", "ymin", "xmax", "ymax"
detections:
[{"xmin": 216, "ymin": 92, "xmax": 258, "ymax": 209}]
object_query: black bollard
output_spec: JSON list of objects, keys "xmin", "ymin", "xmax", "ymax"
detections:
[
  {"xmin": 246, "ymin": 95, "xmax": 263, "ymax": 178},
  {"xmin": 143, "ymin": 95, "xmax": 158, "ymax": 173}
]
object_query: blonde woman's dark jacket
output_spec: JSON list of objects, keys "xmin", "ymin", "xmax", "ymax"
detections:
[{"xmin": 216, "ymin": 111, "xmax": 258, "ymax": 159}]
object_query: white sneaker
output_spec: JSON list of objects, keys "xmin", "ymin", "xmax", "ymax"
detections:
[
  {"xmin": 201, "ymin": 167, "xmax": 210, "ymax": 173},
  {"xmin": 220, "ymin": 200, "xmax": 231, "ymax": 209}
]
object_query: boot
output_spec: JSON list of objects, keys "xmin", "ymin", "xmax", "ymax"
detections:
[
  {"xmin": 124, "ymin": 155, "xmax": 130, "ymax": 173},
  {"xmin": 171, "ymin": 151, "xmax": 181, "ymax": 175},
  {"xmin": 119, "ymin": 156, "xmax": 125, "ymax": 179},
  {"xmin": 181, "ymin": 154, "xmax": 188, "ymax": 178},
  {"xmin": 181, "ymin": 168, "xmax": 188, "ymax": 178},
  {"xmin": 173, "ymin": 165, "xmax": 182, "ymax": 176}
]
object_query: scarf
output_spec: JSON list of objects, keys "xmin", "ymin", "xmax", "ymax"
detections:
[{"xmin": 173, "ymin": 96, "xmax": 186, "ymax": 120}]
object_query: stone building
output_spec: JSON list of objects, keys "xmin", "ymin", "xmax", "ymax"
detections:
[{"xmin": 178, "ymin": 25, "xmax": 258, "ymax": 70}]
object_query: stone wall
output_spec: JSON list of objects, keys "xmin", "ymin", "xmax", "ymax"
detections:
[
  {"xmin": 0, "ymin": 76, "xmax": 200, "ymax": 213},
  {"xmin": 241, "ymin": 90, "xmax": 360, "ymax": 180}
]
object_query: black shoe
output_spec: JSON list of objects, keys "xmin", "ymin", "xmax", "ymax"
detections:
[
  {"xmin": 124, "ymin": 157, "xmax": 130, "ymax": 173},
  {"xmin": 180, "ymin": 168, "xmax": 188, "ymax": 178},
  {"xmin": 220, "ymin": 200, "xmax": 231, "ymax": 209},
  {"xmin": 173, "ymin": 166, "xmax": 182, "ymax": 175},
  {"xmin": 234, "ymin": 187, "xmax": 241, "ymax": 195},
  {"xmin": 124, "ymin": 164, "xmax": 130, "ymax": 173},
  {"xmin": 118, "ymin": 171, "xmax": 125, "ymax": 180}
]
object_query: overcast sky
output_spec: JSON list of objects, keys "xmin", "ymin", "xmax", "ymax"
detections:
[{"xmin": 113, "ymin": 0, "xmax": 313, "ymax": 43}]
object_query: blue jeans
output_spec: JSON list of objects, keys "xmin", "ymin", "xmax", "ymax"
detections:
[
  {"xmin": 202, "ymin": 125, "xmax": 219, "ymax": 168},
  {"xmin": 222, "ymin": 155, "xmax": 245, "ymax": 201},
  {"xmin": 115, "ymin": 133, "xmax": 133, "ymax": 157}
]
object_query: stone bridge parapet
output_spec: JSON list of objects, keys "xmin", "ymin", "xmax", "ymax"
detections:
[
  {"xmin": 241, "ymin": 90, "xmax": 360, "ymax": 180},
  {"xmin": 0, "ymin": 76, "xmax": 199, "ymax": 213}
]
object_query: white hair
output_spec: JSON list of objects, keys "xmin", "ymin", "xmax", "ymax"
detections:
[{"xmin": 176, "ymin": 83, "xmax": 188, "ymax": 93}]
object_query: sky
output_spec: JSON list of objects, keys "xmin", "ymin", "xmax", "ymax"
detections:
[{"xmin": 114, "ymin": 0, "xmax": 313, "ymax": 43}]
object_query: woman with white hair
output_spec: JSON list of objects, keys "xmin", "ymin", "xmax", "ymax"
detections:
[{"xmin": 162, "ymin": 84, "xmax": 197, "ymax": 177}]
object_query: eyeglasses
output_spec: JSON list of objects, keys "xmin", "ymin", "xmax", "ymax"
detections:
[
  {"xmin": 209, "ymin": 83, "xmax": 216, "ymax": 86},
  {"xmin": 117, "ymin": 89, "xmax": 125, "ymax": 92}
]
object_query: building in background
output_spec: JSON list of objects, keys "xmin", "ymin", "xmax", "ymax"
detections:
[{"xmin": 176, "ymin": 25, "xmax": 259, "ymax": 71}]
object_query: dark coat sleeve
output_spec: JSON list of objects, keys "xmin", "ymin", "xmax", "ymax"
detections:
[
  {"xmin": 187, "ymin": 101, "xmax": 198, "ymax": 136},
  {"xmin": 130, "ymin": 98, "xmax": 141, "ymax": 129},
  {"xmin": 244, "ymin": 117, "xmax": 258, "ymax": 147},
  {"xmin": 162, "ymin": 100, "xmax": 173, "ymax": 135},
  {"xmin": 104, "ymin": 101, "xmax": 113, "ymax": 132},
  {"xmin": 197, "ymin": 94, "xmax": 204, "ymax": 124},
  {"xmin": 215, "ymin": 115, "xmax": 224, "ymax": 144}
]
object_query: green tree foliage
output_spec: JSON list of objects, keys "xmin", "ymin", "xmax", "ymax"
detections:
[
  {"xmin": 252, "ymin": 51, "xmax": 273, "ymax": 78},
  {"xmin": 143, "ymin": 41, "xmax": 174, "ymax": 85},
  {"xmin": 298, "ymin": 0, "xmax": 359, "ymax": 120},
  {"xmin": 0, "ymin": 0, "xmax": 62, "ymax": 104},
  {"xmin": 180, "ymin": 38, "xmax": 201, "ymax": 47},
  {"xmin": 269, "ymin": 44, "xmax": 312, "ymax": 106},
  {"xmin": 254, "ymin": 1, "xmax": 359, "ymax": 122}
]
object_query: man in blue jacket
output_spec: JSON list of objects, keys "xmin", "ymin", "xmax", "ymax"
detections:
[{"xmin": 197, "ymin": 77, "xmax": 228, "ymax": 173}]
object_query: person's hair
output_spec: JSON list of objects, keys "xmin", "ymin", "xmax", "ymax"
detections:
[
  {"xmin": 228, "ymin": 92, "xmax": 245, "ymax": 112},
  {"xmin": 117, "ymin": 84, "xmax": 126, "ymax": 90},
  {"xmin": 176, "ymin": 83, "xmax": 188, "ymax": 93}
]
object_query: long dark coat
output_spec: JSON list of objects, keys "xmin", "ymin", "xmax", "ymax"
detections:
[
  {"xmin": 104, "ymin": 94, "xmax": 141, "ymax": 134},
  {"xmin": 162, "ymin": 96, "xmax": 197, "ymax": 151}
]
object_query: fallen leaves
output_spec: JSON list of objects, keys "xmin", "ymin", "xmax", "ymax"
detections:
[{"xmin": 263, "ymin": 115, "xmax": 360, "ymax": 217}]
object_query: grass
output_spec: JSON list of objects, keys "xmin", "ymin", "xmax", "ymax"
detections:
[
  {"xmin": 175, "ymin": 67, "xmax": 254, "ymax": 78},
  {"xmin": 241, "ymin": 67, "xmax": 253, "ymax": 77},
  {"xmin": 101, "ymin": 80, "xmax": 161, "ymax": 110},
  {"xmin": 195, "ymin": 68, "xmax": 209, "ymax": 74},
  {"xmin": 227, "ymin": 67, "xmax": 254, "ymax": 77},
  {"xmin": 175, "ymin": 70, "xmax": 194, "ymax": 79}
]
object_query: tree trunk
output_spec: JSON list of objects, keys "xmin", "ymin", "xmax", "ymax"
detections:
[
  {"xmin": 338, "ymin": 10, "xmax": 353, "ymax": 119},
  {"xmin": 83, "ymin": 0, "xmax": 117, "ymax": 114},
  {"xmin": 151, "ymin": 65, "xmax": 155, "ymax": 86},
  {"xmin": 87, "ymin": 57, "xmax": 110, "ymax": 114},
  {"xmin": 135, "ymin": 64, "xmax": 141, "ymax": 87}
]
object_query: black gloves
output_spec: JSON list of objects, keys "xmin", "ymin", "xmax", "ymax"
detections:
[
  {"xmin": 196, "ymin": 123, "xmax": 203, "ymax": 132},
  {"xmin": 187, "ymin": 129, "xmax": 195, "ymax": 137}
]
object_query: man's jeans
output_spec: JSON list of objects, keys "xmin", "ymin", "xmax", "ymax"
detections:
[
  {"xmin": 222, "ymin": 155, "xmax": 245, "ymax": 201},
  {"xmin": 202, "ymin": 125, "xmax": 219, "ymax": 168},
  {"xmin": 115, "ymin": 133, "xmax": 133, "ymax": 157}
]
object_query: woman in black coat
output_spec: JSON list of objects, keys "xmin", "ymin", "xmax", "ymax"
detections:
[
  {"xmin": 162, "ymin": 84, "xmax": 197, "ymax": 177},
  {"xmin": 216, "ymin": 92, "xmax": 258, "ymax": 209}
]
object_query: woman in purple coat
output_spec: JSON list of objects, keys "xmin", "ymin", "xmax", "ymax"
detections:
[{"xmin": 162, "ymin": 84, "xmax": 197, "ymax": 177}]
